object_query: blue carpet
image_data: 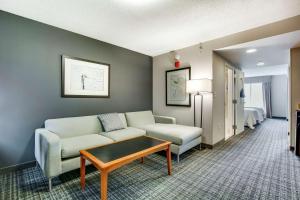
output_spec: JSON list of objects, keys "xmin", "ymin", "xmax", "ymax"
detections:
[{"xmin": 1, "ymin": 119, "xmax": 300, "ymax": 199}]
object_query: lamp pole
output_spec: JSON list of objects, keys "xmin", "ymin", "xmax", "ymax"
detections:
[
  {"xmin": 193, "ymin": 92, "xmax": 204, "ymax": 128},
  {"xmin": 187, "ymin": 79, "xmax": 211, "ymax": 129},
  {"xmin": 200, "ymin": 93, "xmax": 203, "ymax": 128},
  {"xmin": 193, "ymin": 93, "xmax": 197, "ymax": 127}
]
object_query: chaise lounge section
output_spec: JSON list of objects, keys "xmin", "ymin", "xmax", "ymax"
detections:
[{"xmin": 125, "ymin": 111, "xmax": 202, "ymax": 162}]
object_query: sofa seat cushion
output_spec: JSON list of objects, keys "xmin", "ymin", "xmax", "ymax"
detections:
[
  {"xmin": 61, "ymin": 134, "xmax": 113, "ymax": 159},
  {"xmin": 144, "ymin": 123, "xmax": 202, "ymax": 145},
  {"xmin": 101, "ymin": 127, "xmax": 146, "ymax": 142}
]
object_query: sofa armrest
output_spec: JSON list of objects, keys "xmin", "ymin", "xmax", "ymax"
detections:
[
  {"xmin": 35, "ymin": 128, "xmax": 62, "ymax": 178},
  {"xmin": 154, "ymin": 115, "xmax": 176, "ymax": 124}
]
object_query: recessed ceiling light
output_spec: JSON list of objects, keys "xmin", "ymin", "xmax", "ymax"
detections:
[
  {"xmin": 246, "ymin": 49, "xmax": 257, "ymax": 53},
  {"xmin": 257, "ymin": 62, "xmax": 264, "ymax": 66}
]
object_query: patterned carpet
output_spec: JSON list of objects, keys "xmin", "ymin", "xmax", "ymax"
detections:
[{"xmin": 1, "ymin": 119, "xmax": 300, "ymax": 200}]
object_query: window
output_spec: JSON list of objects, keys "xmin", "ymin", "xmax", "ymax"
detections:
[{"xmin": 244, "ymin": 82, "xmax": 264, "ymax": 110}]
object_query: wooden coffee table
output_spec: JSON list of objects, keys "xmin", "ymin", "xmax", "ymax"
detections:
[{"xmin": 79, "ymin": 136, "xmax": 172, "ymax": 200}]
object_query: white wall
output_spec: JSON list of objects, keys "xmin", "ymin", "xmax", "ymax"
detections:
[
  {"xmin": 271, "ymin": 75, "xmax": 288, "ymax": 118},
  {"xmin": 244, "ymin": 64, "xmax": 288, "ymax": 77},
  {"xmin": 212, "ymin": 53, "xmax": 244, "ymax": 144},
  {"xmin": 212, "ymin": 53, "xmax": 226, "ymax": 144},
  {"xmin": 153, "ymin": 46, "xmax": 214, "ymax": 145}
]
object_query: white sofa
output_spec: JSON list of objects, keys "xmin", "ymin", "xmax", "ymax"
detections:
[{"xmin": 35, "ymin": 111, "xmax": 202, "ymax": 190}]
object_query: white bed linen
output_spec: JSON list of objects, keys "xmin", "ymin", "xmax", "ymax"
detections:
[
  {"xmin": 244, "ymin": 107, "xmax": 265, "ymax": 129},
  {"xmin": 252, "ymin": 107, "xmax": 266, "ymax": 119},
  {"xmin": 244, "ymin": 109, "xmax": 257, "ymax": 129},
  {"xmin": 245, "ymin": 107, "xmax": 265, "ymax": 122}
]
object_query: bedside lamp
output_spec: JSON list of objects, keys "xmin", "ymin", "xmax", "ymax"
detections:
[{"xmin": 187, "ymin": 79, "xmax": 212, "ymax": 128}]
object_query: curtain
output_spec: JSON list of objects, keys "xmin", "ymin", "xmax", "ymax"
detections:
[
  {"xmin": 263, "ymin": 82, "xmax": 272, "ymax": 118},
  {"xmin": 244, "ymin": 83, "xmax": 264, "ymax": 109}
]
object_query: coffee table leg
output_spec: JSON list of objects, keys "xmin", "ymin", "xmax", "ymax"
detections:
[
  {"xmin": 101, "ymin": 170, "xmax": 108, "ymax": 200},
  {"xmin": 140, "ymin": 157, "xmax": 144, "ymax": 164},
  {"xmin": 166, "ymin": 144, "xmax": 172, "ymax": 175},
  {"xmin": 80, "ymin": 156, "xmax": 86, "ymax": 190}
]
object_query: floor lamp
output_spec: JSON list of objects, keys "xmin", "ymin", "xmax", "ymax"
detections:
[{"xmin": 187, "ymin": 79, "xmax": 212, "ymax": 128}]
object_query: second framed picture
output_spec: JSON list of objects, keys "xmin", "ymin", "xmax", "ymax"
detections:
[{"xmin": 166, "ymin": 67, "xmax": 191, "ymax": 107}]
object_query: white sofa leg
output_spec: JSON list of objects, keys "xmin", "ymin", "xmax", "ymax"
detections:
[
  {"xmin": 177, "ymin": 154, "xmax": 180, "ymax": 163},
  {"xmin": 48, "ymin": 178, "xmax": 52, "ymax": 192}
]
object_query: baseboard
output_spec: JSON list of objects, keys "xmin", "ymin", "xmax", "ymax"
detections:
[
  {"xmin": 202, "ymin": 139, "xmax": 225, "ymax": 149},
  {"xmin": 201, "ymin": 143, "xmax": 213, "ymax": 149},
  {"xmin": 212, "ymin": 139, "xmax": 226, "ymax": 148},
  {"xmin": 272, "ymin": 116, "xmax": 287, "ymax": 120},
  {"xmin": 0, "ymin": 160, "xmax": 36, "ymax": 174}
]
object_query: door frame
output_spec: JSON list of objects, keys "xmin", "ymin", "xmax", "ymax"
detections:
[{"xmin": 225, "ymin": 64, "xmax": 235, "ymax": 140}]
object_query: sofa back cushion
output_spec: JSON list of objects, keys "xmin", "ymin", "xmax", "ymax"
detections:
[
  {"xmin": 125, "ymin": 111, "xmax": 155, "ymax": 129},
  {"xmin": 45, "ymin": 115, "xmax": 103, "ymax": 138}
]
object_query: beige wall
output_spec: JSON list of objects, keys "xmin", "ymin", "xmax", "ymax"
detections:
[
  {"xmin": 153, "ymin": 15, "xmax": 300, "ymax": 146},
  {"xmin": 212, "ymin": 53, "xmax": 226, "ymax": 144},
  {"xmin": 212, "ymin": 53, "xmax": 243, "ymax": 144},
  {"xmin": 153, "ymin": 46, "xmax": 214, "ymax": 144},
  {"xmin": 290, "ymin": 47, "xmax": 300, "ymax": 147}
]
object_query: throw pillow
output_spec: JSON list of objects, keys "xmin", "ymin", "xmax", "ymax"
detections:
[{"xmin": 98, "ymin": 113, "xmax": 126, "ymax": 132}]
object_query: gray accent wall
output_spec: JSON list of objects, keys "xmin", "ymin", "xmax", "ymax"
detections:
[{"xmin": 0, "ymin": 11, "xmax": 152, "ymax": 169}]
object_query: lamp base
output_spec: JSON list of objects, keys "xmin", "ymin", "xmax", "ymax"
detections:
[{"xmin": 193, "ymin": 93, "xmax": 203, "ymax": 128}]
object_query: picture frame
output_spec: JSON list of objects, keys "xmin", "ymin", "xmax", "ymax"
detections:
[
  {"xmin": 166, "ymin": 67, "xmax": 191, "ymax": 107},
  {"xmin": 61, "ymin": 55, "xmax": 110, "ymax": 98}
]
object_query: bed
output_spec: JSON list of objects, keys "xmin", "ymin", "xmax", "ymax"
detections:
[{"xmin": 244, "ymin": 107, "xmax": 266, "ymax": 129}]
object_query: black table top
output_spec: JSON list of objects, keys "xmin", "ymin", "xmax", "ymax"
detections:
[{"xmin": 86, "ymin": 136, "xmax": 166, "ymax": 163}]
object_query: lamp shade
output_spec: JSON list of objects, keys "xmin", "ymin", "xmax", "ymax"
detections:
[{"xmin": 186, "ymin": 79, "xmax": 212, "ymax": 94}]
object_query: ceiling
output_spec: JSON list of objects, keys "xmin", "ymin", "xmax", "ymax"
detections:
[
  {"xmin": 242, "ymin": 65, "xmax": 288, "ymax": 77},
  {"xmin": 216, "ymin": 31, "xmax": 300, "ymax": 77},
  {"xmin": 0, "ymin": 0, "xmax": 300, "ymax": 56}
]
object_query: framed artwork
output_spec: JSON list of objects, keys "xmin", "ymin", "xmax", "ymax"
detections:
[
  {"xmin": 166, "ymin": 67, "xmax": 191, "ymax": 106},
  {"xmin": 61, "ymin": 55, "xmax": 110, "ymax": 97}
]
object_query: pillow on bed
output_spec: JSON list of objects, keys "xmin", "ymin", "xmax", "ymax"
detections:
[{"xmin": 98, "ymin": 113, "xmax": 126, "ymax": 132}]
